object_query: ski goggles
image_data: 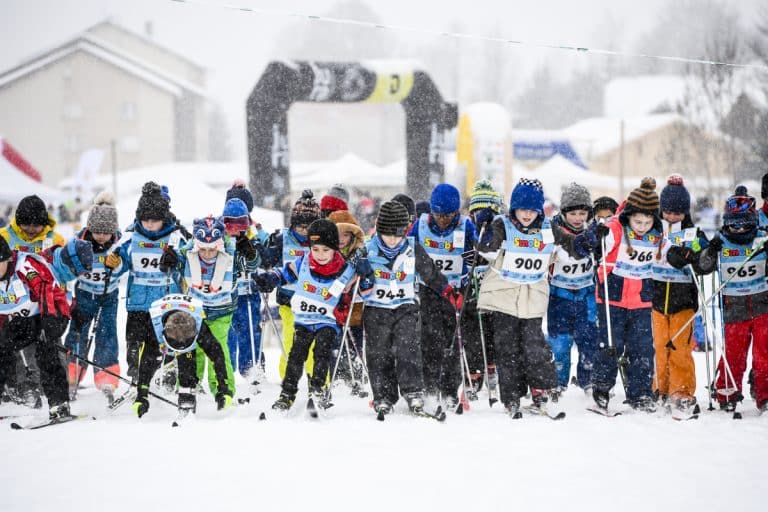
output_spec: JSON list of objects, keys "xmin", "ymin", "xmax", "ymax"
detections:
[
  {"xmin": 223, "ymin": 215, "xmax": 250, "ymax": 236},
  {"xmin": 726, "ymin": 220, "xmax": 756, "ymax": 231}
]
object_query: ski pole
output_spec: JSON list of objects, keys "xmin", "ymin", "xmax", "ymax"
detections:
[
  {"xmin": 56, "ymin": 345, "xmax": 177, "ymax": 407},
  {"xmin": 240, "ymin": 255, "xmax": 261, "ymax": 381},
  {"xmin": 468, "ymin": 224, "xmax": 496, "ymax": 406},
  {"xmin": 261, "ymin": 292, "xmax": 288, "ymax": 360},
  {"xmin": 72, "ymin": 269, "xmax": 113, "ymax": 400},
  {"xmin": 326, "ymin": 278, "xmax": 360, "ymax": 404},
  {"xmin": 714, "ymin": 263, "xmax": 739, "ymax": 400},
  {"xmin": 345, "ymin": 328, "xmax": 372, "ymax": 390},
  {"xmin": 596, "ymin": 224, "xmax": 627, "ymax": 395},
  {"xmin": 691, "ymin": 271, "xmax": 715, "ymax": 410}
]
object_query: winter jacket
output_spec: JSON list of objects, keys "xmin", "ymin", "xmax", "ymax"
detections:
[
  {"xmin": 52, "ymin": 229, "xmax": 128, "ymax": 294},
  {"xmin": 408, "ymin": 212, "xmax": 478, "ymax": 288},
  {"xmin": 261, "ymin": 228, "xmax": 310, "ymax": 306},
  {"xmin": 329, "ymin": 210, "xmax": 366, "ymax": 325},
  {"xmin": 651, "ymin": 216, "xmax": 709, "ymax": 315},
  {"xmin": 179, "ymin": 236, "xmax": 239, "ymax": 321},
  {"xmin": 0, "ymin": 216, "xmax": 66, "ymax": 254}
]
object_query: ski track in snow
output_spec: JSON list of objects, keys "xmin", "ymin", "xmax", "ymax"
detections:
[{"xmin": 1, "ymin": 348, "xmax": 765, "ymax": 512}]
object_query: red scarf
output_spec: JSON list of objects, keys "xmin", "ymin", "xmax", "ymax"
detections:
[{"xmin": 308, "ymin": 250, "xmax": 346, "ymax": 277}]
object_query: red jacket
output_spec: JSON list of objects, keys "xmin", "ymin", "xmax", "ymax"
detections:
[{"xmin": 0, "ymin": 252, "xmax": 70, "ymax": 329}]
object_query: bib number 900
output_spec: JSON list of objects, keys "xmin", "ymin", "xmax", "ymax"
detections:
[
  {"xmin": 513, "ymin": 257, "xmax": 543, "ymax": 271},
  {"xmin": 300, "ymin": 301, "xmax": 327, "ymax": 315}
]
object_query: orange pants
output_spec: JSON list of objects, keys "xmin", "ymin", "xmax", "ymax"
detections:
[{"xmin": 652, "ymin": 309, "xmax": 696, "ymax": 400}]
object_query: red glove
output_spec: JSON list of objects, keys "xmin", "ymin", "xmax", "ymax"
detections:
[{"xmin": 441, "ymin": 285, "xmax": 464, "ymax": 312}]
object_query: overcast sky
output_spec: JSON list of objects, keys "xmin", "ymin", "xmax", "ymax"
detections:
[{"xmin": 2, "ymin": 0, "xmax": 763, "ymax": 156}]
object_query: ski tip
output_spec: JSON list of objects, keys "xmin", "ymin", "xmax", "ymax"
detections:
[
  {"xmin": 733, "ymin": 412, "xmax": 743, "ymax": 420},
  {"xmin": 454, "ymin": 404, "xmax": 463, "ymax": 415},
  {"xmin": 238, "ymin": 397, "xmax": 251, "ymax": 405},
  {"xmin": 512, "ymin": 411, "xmax": 523, "ymax": 420},
  {"xmin": 258, "ymin": 412, "xmax": 267, "ymax": 421},
  {"xmin": 552, "ymin": 412, "xmax": 567, "ymax": 420},
  {"xmin": 489, "ymin": 398, "xmax": 498, "ymax": 408},
  {"xmin": 10, "ymin": 422, "xmax": 23, "ymax": 430},
  {"xmin": 376, "ymin": 411, "xmax": 385, "ymax": 421}
]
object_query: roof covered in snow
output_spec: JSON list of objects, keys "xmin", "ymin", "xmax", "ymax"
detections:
[{"xmin": 563, "ymin": 114, "xmax": 680, "ymax": 160}]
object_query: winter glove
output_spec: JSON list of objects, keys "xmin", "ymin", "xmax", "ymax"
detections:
[
  {"xmin": 41, "ymin": 314, "xmax": 69, "ymax": 340},
  {"xmin": 69, "ymin": 306, "xmax": 90, "ymax": 332},
  {"xmin": 441, "ymin": 285, "xmax": 464, "ymax": 312},
  {"xmin": 158, "ymin": 246, "xmax": 179, "ymax": 273},
  {"xmin": 707, "ymin": 234, "xmax": 723, "ymax": 253},
  {"xmin": 473, "ymin": 208, "xmax": 496, "ymax": 235},
  {"xmin": 351, "ymin": 250, "xmax": 373, "ymax": 279},
  {"xmin": 574, "ymin": 228, "xmax": 598, "ymax": 259},
  {"xmin": 593, "ymin": 221, "xmax": 611, "ymax": 240},
  {"xmin": 104, "ymin": 252, "xmax": 122, "ymax": 270},
  {"xmin": 216, "ymin": 393, "xmax": 233, "ymax": 411},
  {"xmin": 667, "ymin": 246, "xmax": 694, "ymax": 269},
  {"xmin": 236, "ymin": 234, "xmax": 257, "ymax": 261},
  {"xmin": 252, "ymin": 270, "xmax": 280, "ymax": 292},
  {"xmin": 133, "ymin": 390, "xmax": 150, "ymax": 418}
]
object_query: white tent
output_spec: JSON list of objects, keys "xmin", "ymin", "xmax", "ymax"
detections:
[
  {"xmin": 0, "ymin": 137, "xmax": 64, "ymax": 203},
  {"xmin": 517, "ymin": 155, "xmax": 620, "ymax": 203}
]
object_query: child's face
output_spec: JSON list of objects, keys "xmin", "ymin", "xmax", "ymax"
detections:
[
  {"xmin": 564, "ymin": 210, "xmax": 589, "ymax": 229},
  {"xmin": 92, "ymin": 232, "xmax": 112, "ymax": 245},
  {"xmin": 515, "ymin": 209, "xmax": 538, "ymax": 227},
  {"xmin": 629, "ymin": 213, "xmax": 654, "ymax": 235},
  {"xmin": 311, "ymin": 244, "xmax": 334, "ymax": 264},
  {"xmin": 432, "ymin": 211, "xmax": 456, "ymax": 230},
  {"xmin": 19, "ymin": 224, "xmax": 44, "ymax": 238},
  {"xmin": 141, "ymin": 219, "xmax": 163, "ymax": 232},
  {"xmin": 0, "ymin": 260, "xmax": 8, "ymax": 277},
  {"xmin": 381, "ymin": 234, "xmax": 404, "ymax": 248},
  {"xmin": 198, "ymin": 247, "xmax": 218, "ymax": 260},
  {"xmin": 339, "ymin": 231, "xmax": 352, "ymax": 249},
  {"xmin": 594, "ymin": 209, "xmax": 614, "ymax": 222},
  {"xmin": 294, "ymin": 225, "xmax": 309, "ymax": 237},
  {"xmin": 662, "ymin": 211, "xmax": 685, "ymax": 224}
]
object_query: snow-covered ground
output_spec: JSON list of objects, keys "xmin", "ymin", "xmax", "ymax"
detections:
[{"xmin": 1, "ymin": 337, "xmax": 765, "ymax": 512}]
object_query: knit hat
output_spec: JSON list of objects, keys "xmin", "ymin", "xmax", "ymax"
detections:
[
  {"xmin": 430, "ymin": 184, "xmax": 460, "ymax": 213},
  {"xmin": 660, "ymin": 174, "xmax": 691, "ymax": 214},
  {"xmin": 415, "ymin": 200, "xmax": 431, "ymax": 218},
  {"xmin": 624, "ymin": 177, "xmax": 660, "ymax": 216},
  {"xmin": 307, "ymin": 218, "xmax": 339, "ymax": 251},
  {"xmin": 509, "ymin": 178, "xmax": 545, "ymax": 214},
  {"xmin": 723, "ymin": 185, "xmax": 758, "ymax": 228},
  {"xmin": 762, "ymin": 172, "xmax": 768, "ymax": 201},
  {"xmin": 391, "ymin": 193, "xmax": 416, "ymax": 220},
  {"xmin": 0, "ymin": 236, "xmax": 11, "ymax": 263},
  {"xmin": 327, "ymin": 183, "xmax": 350, "ymax": 204},
  {"xmin": 86, "ymin": 191, "xmax": 119, "ymax": 234},
  {"xmin": 222, "ymin": 198, "xmax": 250, "ymax": 235},
  {"xmin": 376, "ymin": 201, "xmax": 410, "ymax": 237},
  {"xmin": 59, "ymin": 238, "xmax": 94, "ymax": 275},
  {"xmin": 469, "ymin": 179, "xmax": 502, "ymax": 213},
  {"xmin": 320, "ymin": 184, "xmax": 350, "ymax": 214},
  {"xmin": 290, "ymin": 190, "xmax": 321, "ymax": 227},
  {"xmin": 593, "ymin": 196, "xmax": 619, "ymax": 214},
  {"xmin": 192, "ymin": 216, "xmax": 225, "ymax": 251},
  {"xmin": 560, "ymin": 182, "xmax": 592, "ymax": 213},
  {"xmin": 163, "ymin": 311, "xmax": 197, "ymax": 353},
  {"xmin": 15, "ymin": 195, "xmax": 50, "ymax": 226},
  {"xmin": 135, "ymin": 182, "xmax": 170, "ymax": 222},
  {"xmin": 226, "ymin": 179, "xmax": 254, "ymax": 213}
]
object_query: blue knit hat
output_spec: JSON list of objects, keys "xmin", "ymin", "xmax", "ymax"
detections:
[
  {"xmin": 509, "ymin": 178, "xmax": 545, "ymax": 214},
  {"xmin": 430, "ymin": 184, "xmax": 460, "ymax": 213},
  {"xmin": 660, "ymin": 174, "xmax": 691, "ymax": 214},
  {"xmin": 222, "ymin": 198, "xmax": 249, "ymax": 219}
]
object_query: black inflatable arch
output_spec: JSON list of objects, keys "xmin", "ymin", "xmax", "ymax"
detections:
[{"xmin": 246, "ymin": 61, "xmax": 458, "ymax": 210}]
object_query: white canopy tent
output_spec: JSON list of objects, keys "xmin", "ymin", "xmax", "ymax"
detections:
[{"xmin": 517, "ymin": 155, "xmax": 620, "ymax": 203}]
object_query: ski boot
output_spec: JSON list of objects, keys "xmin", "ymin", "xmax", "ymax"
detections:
[
  {"xmin": 592, "ymin": 389, "xmax": 610, "ymax": 410},
  {"xmin": 531, "ymin": 389, "xmax": 549, "ymax": 409},
  {"xmin": 216, "ymin": 393, "xmax": 233, "ymax": 411},
  {"xmin": 443, "ymin": 394, "xmax": 461, "ymax": 414},
  {"xmin": 405, "ymin": 392, "xmax": 425, "ymax": 414},
  {"xmin": 161, "ymin": 368, "xmax": 178, "ymax": 395},
  {"xmin": 630, "ymin": 395, "xmax": 657, "ymax": 413},
  {"xmin": 309, "ymin": 386, "xmax": 333, "ymax": 410},
  {"xmin": 101, "ymin": 386, "xmax": 115, "ymax": 406},
  {"xmin": 673, "ymin": 397, "xmax": 700, "ymax": 417},
  {"xmin": 719, "ymin": 399, "xmax": 739, "ymax": 413},
  {"xmin": 49, "ymin": 402, "xmax": 71, "ymax": 420},
  {"xmin": 505, "ymin": 398, "xmax": 522, "ymax": 419},
  {"xmin": 550, "ymin": 386, "xmax": 565, "ymax": 403},
  {"xmin": 272, "ymin": 392, "xmax": 295, "ymax": 411},
  {"xmin": 373, "ymin": 399, "xmax": 393, "ymax": 417},
  {"xmin": 23, "ymin": 387, "xmax": 43, "ymax": 409}
]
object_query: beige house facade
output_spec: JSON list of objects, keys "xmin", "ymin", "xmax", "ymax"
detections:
[{"xmin": 0, "ymin": 21, "xmax": 208, "ymax": 186}]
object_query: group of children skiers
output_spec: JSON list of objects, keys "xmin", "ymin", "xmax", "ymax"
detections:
[{"xmin": 1, "ymin": 171, "xmax": 767, "ymax": 424}]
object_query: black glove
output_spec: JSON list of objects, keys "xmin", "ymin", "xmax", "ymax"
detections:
[
  {"xmin": 351, "ymin": 250, "xmax": 373, "ymax": 278},
  {"xmin": 158, "ymin": 246, "xmax": 179, "ymax": 273},
  {"xmin": 41, "ymin": 314, "xmax": 68, "ymax": 340},
  {"xmin": 667, "ymin": 246, "xmax": 694, "ymax": 269},
  {"xmin": 594, "ymin": 222, "xmax": 610, "ymax": 240},
  {"xmin": 708, "ymin": 234, "xmax": 723, "ymax": 253},
  {"xmin": 252, "ymin": 270, "xmax": 280, "ymax": 292},
  {"xmin": 236, "ymin": 234, "xmax": 257, "ymax": 260}
]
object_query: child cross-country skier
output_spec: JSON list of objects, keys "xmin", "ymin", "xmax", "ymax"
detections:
[
  {"xmin": 358, "ymin": 201, "xmax": 452, "ymax": 418},
  {"xmin": 547, "ymin": 183, "xmax": 598, "ymax": 399},
  {"xmin": 651, "ymin": 175, "xmax": 709, "ymax": 417},
  {"xmin": 57, "ymin": 192, "xmax": 127, "ymax": 403},
  {"xmin": 590, "ymin": 178, "xmax": 663, "ymax": 413},
  {"xmin": 697, "ymin": 186, "xmax": 768, "ymax": 414},
  {"xmin": 254, "ymin": 219, "xmax": 359, "ymax": 412}
]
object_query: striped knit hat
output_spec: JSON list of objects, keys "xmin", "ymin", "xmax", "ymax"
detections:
[
  {"xmin": 376, "ymin": 201, "xmax": 410, "ymax": 237},
  {"xmin": 469, "ymin": 179, "xmax": 502, "ymax": 213},
  {"xmin": 624, "ymin": 177, "xmax": 659, "ymax": 215}
]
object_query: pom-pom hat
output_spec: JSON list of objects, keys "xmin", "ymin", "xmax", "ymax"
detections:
[{"xmin": 660, "ymin": 174, "xmax": 691, "ymax": 214}]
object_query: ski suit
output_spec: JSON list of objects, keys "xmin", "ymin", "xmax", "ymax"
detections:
[
  {"xmin": 592, "ymin": 217, "xmax": 662, "ymax": 405},
  {"xmin": 0, "ymin": 251, "xmax": 70, "ymax": 409},
  {"xmin": 55, "ymin": 229, "xmax": 127, "ymax": 392},
  {"xmin": 651, "ymin": 218, "xmax": 709, "ymax": 402},
  {"xmin": 409, "ymin": 213, "xmax": 477, "ymax": 401},
  {"xmin": 360, "ymin": 235, "xmax": 449, "ymax": 406},
  {"xmin": 546, "ymin": 215, "xmax": 598, "ymax": 390}
]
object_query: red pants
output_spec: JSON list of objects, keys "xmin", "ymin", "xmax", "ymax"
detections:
[{"xmin": 716, "ymin": 313, "xmax": 768, "ymax": 409}]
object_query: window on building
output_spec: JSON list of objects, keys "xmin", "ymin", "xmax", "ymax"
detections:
[
  {"xmin": 121, "ymin": 102, "xmax": 137, "ymax": 121},
  {"xmin": 64, "ymin": 135, "xmax": 80, "ymax": 153},
  {"xmin": 119, "ymin": 136, "xmax": 140, "ymax": 153},
  {"xmin": 62, "ymin": 103, "xmax": 83, "ymax": 120},
  {"xmin": 62, "ymin": 68, "xmax": 72, "ymax": 89}
]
